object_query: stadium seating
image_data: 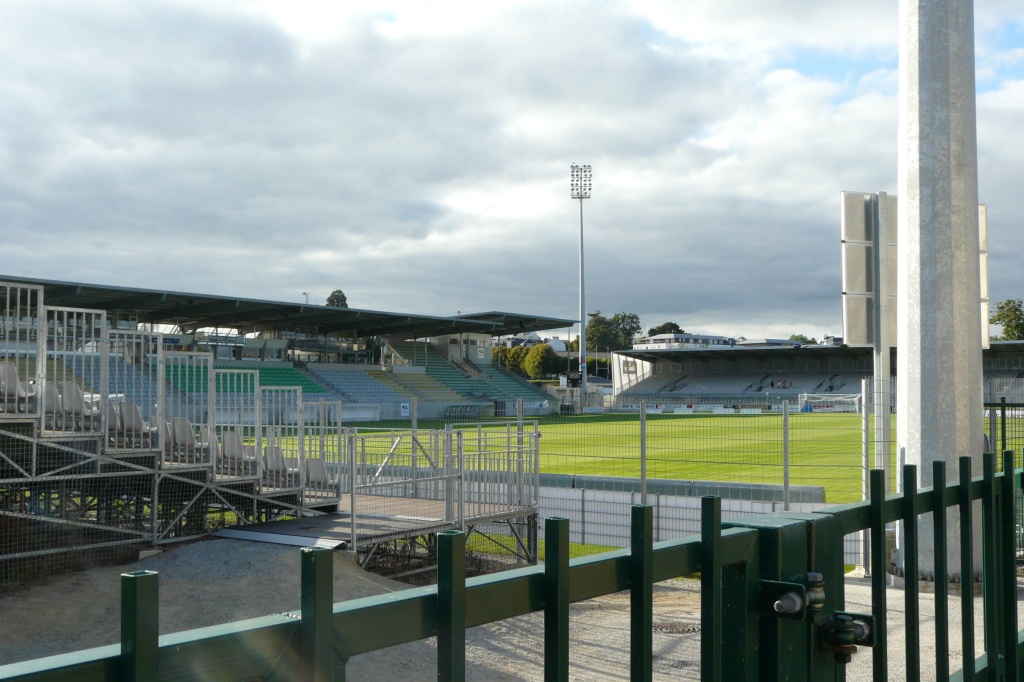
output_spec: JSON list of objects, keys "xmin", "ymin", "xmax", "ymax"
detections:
[
  {"xmin": 389, "ymin": 343, "xmax": 549, "ymax": 403},
  {"xmin": 165, "ymin": 364, "xmax": 332, "ymax": 399},
  {"xmin": 620, "ymin": 371, "xmax": 870, "ymax": 401},
  {"xmin": 389, "ymin": 343, "xmax": 496, "ymax": 399},
  {"xmin": 472, "ymin": 361, "xmax": 552, "ymax": 403},
  {"xmin": 386, "ymin": 370, "xmax": 467, "ymax": 403},
  {"xmin": 308, "ymin": 365, "xmax": 406, "ymax": 403},
  {"xmin": 367, "ymin": 370, "xmax": 420, "ymax": 400},
  {"xmin": 71, "ymin": 355, "xmax": 165, "ymax": 417}
]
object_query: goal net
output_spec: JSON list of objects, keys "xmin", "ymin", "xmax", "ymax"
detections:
[{"xmin": 797, "ymin": 393, "xmax": 862, "ymax": 413}]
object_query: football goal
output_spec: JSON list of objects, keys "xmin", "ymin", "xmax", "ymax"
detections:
[{"xmin": 797, "ymin": 393, "xmax": 862, "ymax": 413}]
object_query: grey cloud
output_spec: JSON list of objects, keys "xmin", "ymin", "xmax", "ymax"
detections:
[{"xmin": 0, "ymin": 1, "xmax": 1020, "ymax": 339}]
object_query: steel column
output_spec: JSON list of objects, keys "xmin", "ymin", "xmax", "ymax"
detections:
[
  {"xmin": 437, "ymin": 530, "xmax": 466, "ymax": 681},
  {"xmin": 120, "ymin": 570, "xmax": 159, "ymax": 682},
  {"xmin": 630, "ymin": 505, "xmax": 653, "ymax": 682},
  {"xmin": 300, "ymin": 547, "xmax": 335, "ymax": 682},
  {"xmin": 544, "ymin": 517, "xmax": 569, "ymax": 682}
]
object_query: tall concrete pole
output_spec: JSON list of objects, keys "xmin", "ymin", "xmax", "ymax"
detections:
[{"xmin": 897, "ymin": 0, "xmax": 984, "ymax": 578}]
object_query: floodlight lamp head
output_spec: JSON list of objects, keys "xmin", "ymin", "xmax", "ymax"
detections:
[{"xmin": 570, "ymin": 164, "xmax": 592, "ymax": 199}]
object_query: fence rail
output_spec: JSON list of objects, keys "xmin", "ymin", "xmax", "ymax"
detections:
[{"xmin": 2, "ymin": 451, "xmax": 1020, "ymax": 681}]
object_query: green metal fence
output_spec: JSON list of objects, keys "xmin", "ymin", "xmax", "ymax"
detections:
[
  {"xmin": 0, "ymin": 453, "xmax": 1020, "ymax": 681},
  {"xmin": 985, "ymin": 400, "xmax": 1024, "ymax": 564}
]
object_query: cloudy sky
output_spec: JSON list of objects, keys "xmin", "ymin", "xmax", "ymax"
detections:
[{"xmin": 2, "ymin": 1, "xmax": 1022, "ymax": 340}]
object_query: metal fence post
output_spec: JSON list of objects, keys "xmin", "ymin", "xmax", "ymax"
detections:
[
  {"xmin": 579, "ymin": 488, "xmax": 586, "ymax": 547},
  {"xmin": 444, "ymin": 425, "xmax": 454, "ymax": 523},
  {"xmin": 1000, "ymin": 450, "xmax": 1019, "ymax": 679},
  {"xmin": 457, "ymin": 431, "xmax": 465, "ymax": 531},
  {"xmin": 301, "ymin": 547, "xmax": 334, "ymax": 682},
  {"xmin": 903, "ymin": 465, "xmax": 921, "ymax": 680},
  {"xmin": 630, "ymin": 505, "xmax": 653, "ymax": 682},
  {"xmin": 120, "ymin": 570, "xmax": 159, "ymax": 682},
  {"xmin": 544, "ymin": 517, "xmax": 569, "ymax": 682},
  {"xmin": 861, "ymin": 383, "xmax": 871, "ymax": 573},
  {"xmin": 700, "ymin": 496, "xmax": 722, "ymax": 681},
  {"xmin": 517, "ymin": 398, "xmax": 525, "ymax": 507},
  {"xmin": 437, "ymin": 530, "xmax": 466, "ymax": 681},
  {"xmin": 348, "ymin": 429, "xmax": 358, "ymax": 552},
  {"xmin": 1000, "ymin": 398, "xmax": 1007, "ymax": 453},
  {"xmin": 782, "ymin": 400, "xmax": 790, "ymax": 511},
  {"xmin": 932, "ymin": 461, "xmax": 950, "ymax": 682},
  {"xmin": 639, "ymin": 401, "xmax": 647, "ymax": 506},
  {"xmin": 869, "ymin": 469, "xmax": 889, "ymax": 680}
]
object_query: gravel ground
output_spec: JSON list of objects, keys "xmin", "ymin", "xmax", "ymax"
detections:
[{"xmin": 0, "ymin": 539, "xmax": 1018, "ymax": 680}]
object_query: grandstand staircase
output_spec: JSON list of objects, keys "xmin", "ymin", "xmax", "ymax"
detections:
[
  {"xmin": 389, "ymin": 344, "xmax": 500, "ymax": 402},
  {"xmin": 367, "ymin": 370, "xmax": 419, "ymax": 400},
  {"xmin": 469, "ymin": 360, "xmax": 550, "ymax": 403}
]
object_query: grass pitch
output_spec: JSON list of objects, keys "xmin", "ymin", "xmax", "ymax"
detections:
[
  {"xmin": 399, "ymin": 412, "xmax": 896, "ymax": 504},
  {"xmin": 531, "ymin": 412, "xmax": 890, "ymax": 504}
]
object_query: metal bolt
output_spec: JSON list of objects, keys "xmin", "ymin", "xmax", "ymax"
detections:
[{"xmin": 773, "ymin": 592, "xmax": 804, "ymax": 614}]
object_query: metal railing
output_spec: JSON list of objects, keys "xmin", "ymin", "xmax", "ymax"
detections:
[{"xmin": 2, "ymin": 451, "xmax": 1020, "ymax": 681}]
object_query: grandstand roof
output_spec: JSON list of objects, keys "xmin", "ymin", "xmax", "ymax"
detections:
[
  {"xmin": 621, "ymin": 340, "xmax": 1024, "ymax": 368},
  {"xmin": 1, "ymin": 275, "xmax": 574, "ymax": 338},
  {"xmin": 618, "ymin": 343, "xmax": 874, "ymax": 364}
]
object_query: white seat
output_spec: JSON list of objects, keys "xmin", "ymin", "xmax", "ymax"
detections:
[
  {"xmin": 200, "ymin": 426, "xmax": 219, "ymax": 462},
  {"xmin": 222, "ymin": 431, "xmax": 256, "ymax": 475},
  {"xmin": 220, "ymin": 430, "xmax": 257, "ymax": 476},
  {"xmin": 121, "ymin": 401, "xmax": 158, "ymax": 447},
  {"xmin": 263, "ymin": 446, "xmax": 299, "ymax": 488},
  {"xmin": 304, "ymin": 457, "xmax": 338, "ymax": 496},
  {"xmin": 60, "ymin": 382, "xmax": 99, "ymax": 431},
  {"xmin": 41, "ymin": 382, "xmax": 62, "ymax": 430},
  {"xmin": 105, "ymin": 400, "xmax": 125, "ymax": 447},
  {"xmin": 0, "ymin": 360, "xmax": 36, "ymax": 413},
  {"xmin": 163, "ymin": 420, "xmax": 176, "ymax": 460},
  {"xmin": 172, "ymin": 417, "xmax": 209, "ymax": 463}
]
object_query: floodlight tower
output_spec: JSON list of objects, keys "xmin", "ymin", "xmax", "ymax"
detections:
[{"xmin": 570, "ymin": 164, "xmax": 592, "ymax": 411}]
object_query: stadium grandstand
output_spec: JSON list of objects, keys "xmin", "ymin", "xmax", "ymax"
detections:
[
  {"xmin": 611, "ymin": 333, "xmax": 1024, "ymax": 411},
  {"xmin": 0, "ymin": 276, "xmax": 572, "ymax": 578}
]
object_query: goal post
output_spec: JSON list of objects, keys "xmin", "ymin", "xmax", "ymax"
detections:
[{"xmin": 797, "ymin": 393, "xmax": 862, "ymax": 413}]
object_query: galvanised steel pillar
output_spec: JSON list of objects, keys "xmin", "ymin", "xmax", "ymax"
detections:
[{"xmin": 897, "ymin": 0, "xmax": 984, "ymax": 576}]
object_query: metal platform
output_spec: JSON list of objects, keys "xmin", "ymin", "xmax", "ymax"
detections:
[{"xmin": 215, "ymin": 494, "xmax": 531, "ymax": 550}]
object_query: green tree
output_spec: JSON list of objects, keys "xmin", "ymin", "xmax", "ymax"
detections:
[
  {"xmin": 610, "ymin": 312, "xmax": 642, "ymax": 347},
  {"xmin": 586, "ymin": 310, "xmax": 642, "ymax": 351},
  {"xmin": 789, "ymin": 334, "xmax": 817, "ymax": 344},
  {"xmin": 523, "ymin": 343, "xmax": 558, "ymax": 379},
  {"xmin": 508, "ymin": 345, "xmax": 529, "ymax": 375},
  {"xmin": 991, "ymin": 299, "xmax": 1024, "ymax": 339},
  {"xmin": 647, "ymin": 322, "xmax": 683, "ymax": 336},
  {"xmin": 494, "ymin": 345, "xmax": 531, "ymax": 376},
  {"xmin": 585, "ymin": 311, "xmax": 617, "ymax": 351},
  {"xmin": 326, "ymin": 290, "xmax": 349, "ymax": 308}
]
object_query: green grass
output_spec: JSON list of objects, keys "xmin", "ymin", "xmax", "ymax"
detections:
[
  {"xmin": 472, "ymin": 412, "xmax": 896, "ymax": 504},
  {"xmin": 239, "ymin": 412, "xmax": 902, "ymax": 504},
  {"xmin": 465, "ymin": 531, "xmax": 618, "ymax": 560}
]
